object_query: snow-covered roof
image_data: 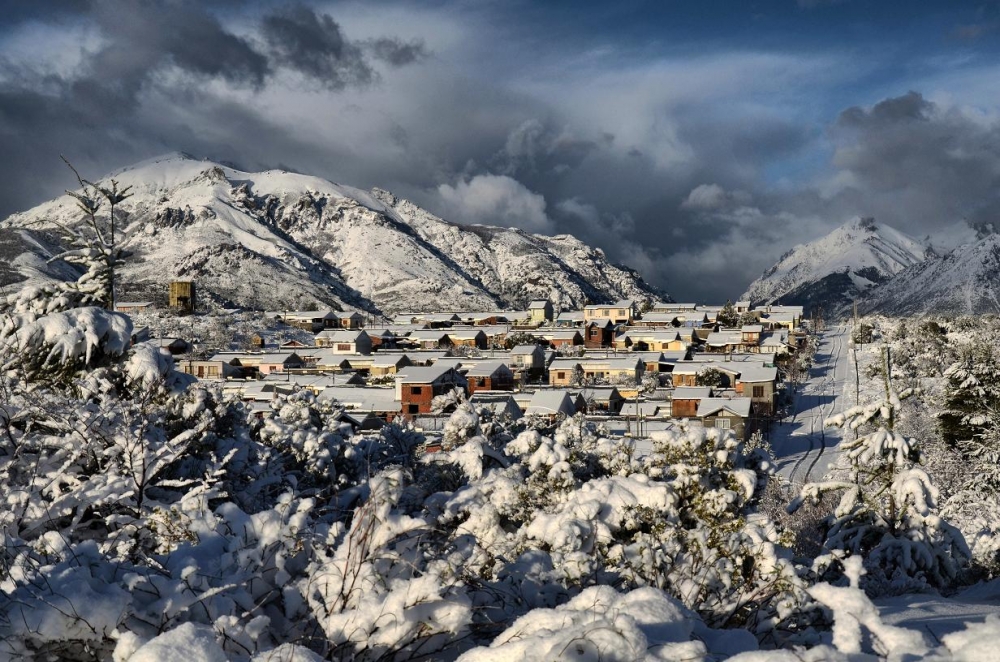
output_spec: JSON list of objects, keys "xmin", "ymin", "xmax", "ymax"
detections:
[
  {"xmin": 706, "ymin": 331, "xmax": 742, "ymax": 346},
  {"xmin": 528, "ymin": 300, "xmax": 550, "ymax": 309},
  {"xmin": 697, "ymin": 397, "xmax": 752, "ymax": 418},
  {"xmin": 510, "ymin": 344, "xmax": 542, "ymax": 355},
  {"xmin": 396, "ymin": 365, "xmax": 465, "ymax": 384},
  {"xmin": 465, "ymin": 361, "xmax": 512, "ymax": 377},
  {"xmin": 577, "ymin": 356, "xmax": 643, "ymax": 370},
  {"xmin": 318, "ymin": 387, "xmax": 401, "ymax": 412},
  {"xmin": 446, "ymin": 328, "xmax": 487, "ymax": 339},
  {"xmin": 525, "ymin": 390, "xmax": 576, "ymax": 416},
  {"xmin": 556, "ymin": 312, "xmax": 584, "ymax": 322},
  {"xmin": 737, "ymin": 364, "xmax": 778, "ymax": 383},
  {"xmin": 671, "ymin": 386, "xmax": 712, "ymax": 400},
  {"xmin": 741, "ymin": 325, "xmax": 763, "ymax": 333},
  {"xmin": 316, "ymin": 329, "xmax": 368, "ymax": 341},
  {"xmin": 621, "ymin": 401, "xmax": 664, "ymax": 417}
]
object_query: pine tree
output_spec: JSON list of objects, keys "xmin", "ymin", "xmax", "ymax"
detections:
[
  {"xmin": 791, "ymin": 348, "xmax": 970, "ymax": 593},
  {"xmin": 937, "ymin": 343, "xmax": 1000, "ymax": 449},
  {"xmin": 50, "ymin": 158, "xmax": 133, "ymax": 311},
  {"xmin": 717, "ymin": 299, "xmax": 738, "ymax": 327}
]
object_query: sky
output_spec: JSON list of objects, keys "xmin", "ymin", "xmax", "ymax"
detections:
[{"xmin": 2, "ymin": 0, "xmax": 1000, "ymax": 301}]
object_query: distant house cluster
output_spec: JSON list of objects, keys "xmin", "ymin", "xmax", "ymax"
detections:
[{"xmin": 148, "ymin": 297, "xmax": 807, "ymax": 439}]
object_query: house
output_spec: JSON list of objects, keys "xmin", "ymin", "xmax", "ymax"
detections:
[
  {"xmin": 705, "ymin": 330, "xmax": 743, "ymax": 353},
  {"xmin": 396, "ymin": 366, "xmax": 469, "ymax": 416},
  {"xmin": 370, "ymin": 354, "xmax": 412, "ymax": 377},
  {"xmin": 578, "ymin": 356, "xmax": 644, "ymax": 385},
  {"xmin": 510, "ymin": 344, "xmax": 545, "ymax": 377},
  {"xmin": 733, "ymin": 364, "xmax": 779, "ymax": 416},
  {"xmin": 651, "ymin": 302, "xmax": 698, "ymax": 313},
  {"xmin": 583, "ymin": 299, "xmax": 635, "ymax": 325},
  {"xmin": 306, "ymin": 349, "xmax": 355, "ymax": 372},
  {"xmin": 735, "ymin": 301, "xmax": 752, "ymax": 314},
  {"xmin": 536, "ymin": 329, "xmax": 584, "ymax": 348},
  {"xmin": 477, "ymin": 325, "xmax": 511, "ymax": 347},
  {"xmin": 334, "ymin": 311, "xmax": 365, "ymax": 329},
  {"xmin": 177, "ymin": 359, "xmax": 239, "ymax": 380},
  {"xmin": 761, "ymin": 312, "xmax": 798, "ymax": 330},
  {"xmin": 315, "ymin": 329, "xmax": 373, "ymax": 354},
  {"xmin": 528, "ymin": 299, "xmax": 554, "ymax": 325},
  {"xmin": 670, "ymin": 386, "xmax": 712, "ymax": 418},
  {"xmin": 633, "ymin": 312, "xmax": 680, "ymax": 327},
  {"xmin": 555, "ymin": 311, "xmax": 584, "ymax": 327},
  {"xmin": 548, "ymin": 359, "xmax": 583, "ymax": 386},
  {"xmin": 740, "ymin": 325, "xmax": 763, "ymax": 351},
  {"xmin": 318, "ymin": 387, "xmax": 403, "ymax": 423},
  {"xmin": 670, "ymin": 362, "xmax": 739, "ymax": 388},
  {"xmin": 274, "ymin": 310, "xmax": 338, "ymax": 332},
  {"xmin": 621, "ymin": 400, "xmax": 669, "ymax": 419},
  {"xmin": 760, "ymin": 330, "xmax": 795, "ymax": 355},
  {"xmin": 524, "ymin": 390, "xmax": 577, "ymax": 419},
  {"xmin": 577, "ymin": 386, "xmax": 625, "ymax": 414},
  {"xmin": 466, "ymin": 361, "xmax": 515, "ymax": 394},
  {"xmin": 614, "ymin": 330, "xmax": 689, "ymax": 352},
  {"xmin": 115, "ymin": 301, "xmax": 154, "ymax": 314},
  {"xmin": 584, "ymin": 319, "xmax": 616, "ymax": 348},
  {"xmin": 257, "ymin": 352, "xmax": 303, "ymax": 375},
  {"xmin": 409, "ymin": 313, "xmax": 462, "ymax": 328},
  {"xmin": 446, "ymin": 328, "xmax": 488, "ymax": 349},
  {"xmin": 469, "ymin": 391, "xmax": 523, "ymax": 420},
  {"xmin": 263, "ymin": 372, "xmax": 364, "ymax": 392},
  {"xmin": 404, "ymin": 330, "xmax": 454, "ymax": 350},
  {"xmin": 697, "ymin": 397, "xmax": 753, "ymax": 440},
  {"xmin": 209, "ymin": 351, "xmax": 303, "ymax": 377}
]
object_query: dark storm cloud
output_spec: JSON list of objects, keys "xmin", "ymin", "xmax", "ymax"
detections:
[
  {"xmin": 367, "ymin": 37, "xmax": 430, "ymax": 67},
  {"xmin": 88, "ymin": 0, "xmax": 270, "ymax": 90},
  {"xmin": 259, "ymin": 4, "xmax": 427, "ymax": 89},
  {"xmin": 0, "ymin": 0, "xmax": 430, "ymax": 218},
  {"xmin": 830, "ymin": 91, "xmax": 1000, "ymax": 231},
  {"xmin": 261, "ymin": 4, "xmax": 375, "ymax": 88}
]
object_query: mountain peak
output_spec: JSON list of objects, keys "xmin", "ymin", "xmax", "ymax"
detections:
[{"xmin": 741, "ymin": 217, "xmax": 927, "ymax": 315}]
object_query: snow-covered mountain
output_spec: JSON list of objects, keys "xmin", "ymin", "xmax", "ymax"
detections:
[
  {"xmin": 860, "ymin": 231, "xmax": 1000, "ymax": 316},
  {"xmin": 0, "ymin": 153, "xmax": 667, "ymax": 313},
  {"xmin": 741, "ymin": 217, "xmax": 928, "ymax": 314}
]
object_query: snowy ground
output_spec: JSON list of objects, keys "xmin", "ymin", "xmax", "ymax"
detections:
[{"xmin": 771, "ymin": 323, "xmax": 850, "ymax": 487}]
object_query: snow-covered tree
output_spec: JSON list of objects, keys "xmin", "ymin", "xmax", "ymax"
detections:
[
  {"xmin": 791, "ymin": 349, "xmax": 970, "ymax": 594},
  {"xmin": 717, "ymin": 299, "xmax": 738, "ymax": 327}
]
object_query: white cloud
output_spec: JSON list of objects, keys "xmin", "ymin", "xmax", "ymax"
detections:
[{"xmin": 435, "ymin": 174, "xmax": 554, "ymax": 233}]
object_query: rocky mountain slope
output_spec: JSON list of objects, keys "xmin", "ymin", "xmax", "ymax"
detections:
[
  {"xmin": 741, "ymin": 217, "xmax": 928, "ymax": 314},
  {"xmin": 0, "ymin": 153, "xmax": 667, "ymax": 313},
  {"xmin": 859, "ymin": 232, "xmax": 1000, "ymax": 316}
]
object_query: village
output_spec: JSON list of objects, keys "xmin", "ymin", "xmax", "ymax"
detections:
[{"xmin": 118, "ymin": 283, "xmax": 811, "ymax": 440}]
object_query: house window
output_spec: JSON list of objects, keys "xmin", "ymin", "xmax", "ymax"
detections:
[
  {"xmin": 337, "ymin": 344, "xmax": 351, "ymax": 351},
  {"xmin": 557, "ymin": 372, "xmax": 566, "ymax": 379},
  {"xmin": 752, "ymin": 385, "xmax": 765, "ymax": 398},
  {"xmin": 411, "ymin": 386, "xmax": 423, "ymax": 395},
  {"xmin": 715, "ymin": 418, "xmax": 731, "ymax": 430},
  {"xmin": 408, "ymin": 404, "xmax": 420, "ymax": 414}
]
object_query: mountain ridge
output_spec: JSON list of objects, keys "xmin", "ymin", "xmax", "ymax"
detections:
[
  {"xmin": 741, "ymin": 217, "xmax": 928, "ymax": 315},
  {"xmin": 0, "ymin": 153, "xmax": 669, "ymax": 314}
]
